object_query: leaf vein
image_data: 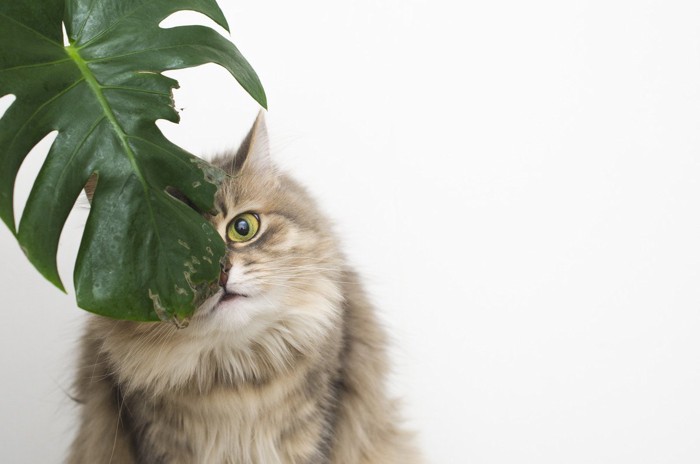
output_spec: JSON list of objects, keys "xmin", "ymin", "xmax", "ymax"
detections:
[
  {"xmin": 0, "ymin": 58, "xmax": 71, "ymax": 75},
  {"xmin": 77, "ymin": 0, "xmax": 164, "ymax": 49},
  {"xmin": 74, "ymin": 0, "xmax": 100, "ymax": 41},
  {"xmin": 0, "ymin": 12, "xmax": 64, "ymax": 46},
  {"xmin": 102, "ymin": 86, "xmax": 171, "ymax": 97},
  {"xmin": 87, "ymin": 43, "xmax": 218, "ymax": 64},
  {"xmin": 4, "ymin": 78, "xmax": 86, "ymax": 163},
  {"xmin": 128, "ymin": 135, "xmax": 195, "ymax": 169}
]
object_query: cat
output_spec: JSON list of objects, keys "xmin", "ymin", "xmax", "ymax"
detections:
[{"xmin": 67, "ymin": 112, "xmax": 422, "ymax": 464}]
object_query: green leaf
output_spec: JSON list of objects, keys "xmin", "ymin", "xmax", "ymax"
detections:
[{"xmin": 0, "ymin": 0, "xmax": 266, "ymax": 323}]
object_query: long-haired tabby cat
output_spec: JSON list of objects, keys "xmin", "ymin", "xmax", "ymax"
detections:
[{"xmin": 68, "ymin": 112, "xmax": 421, "ymax": 463}]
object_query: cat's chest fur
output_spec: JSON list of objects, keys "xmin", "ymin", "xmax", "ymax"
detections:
[{"xmin": 122, "ymin": 366, "xmax": 337, "ymax": 464}]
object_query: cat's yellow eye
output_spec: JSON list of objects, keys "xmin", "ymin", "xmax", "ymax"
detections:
[{"xmin": 227, "ymin": 213, "xmax": 260, "ymax": 242}]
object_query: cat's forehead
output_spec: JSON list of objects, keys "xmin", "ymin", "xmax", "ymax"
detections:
[{"xmin": 214, "ymin": 170, "xmax": 275, "ymax": 212}]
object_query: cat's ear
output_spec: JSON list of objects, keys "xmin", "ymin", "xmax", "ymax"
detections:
[
  {"xmin": 84, "ymin": 173, "xmax": 98, "ymax": 204},
  {"xmin": 230, "ymin": 110, "xmax": 276, "ymax": 177}
]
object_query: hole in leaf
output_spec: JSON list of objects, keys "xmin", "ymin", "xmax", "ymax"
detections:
[
  {"xmin": 165, "ymin": 186, "xmax": 202, "ymax": 214},
  {"xmin": 56, "ymin": 188, "xmax": 88, "ymax": 296},
  {"xmin": 159, "ymin": 11, "xmax": 228, "ymax": 37},
  {"xmin": 14, "ymin": 131, "xmax": 58, "ymax": 227},
  {"xmin": 0, "ymin": 94, "xmax": 16, "ymax": 120},
  {"xmin": 61, "ymin": 21, "xmax": 69, "ymax": 46}
]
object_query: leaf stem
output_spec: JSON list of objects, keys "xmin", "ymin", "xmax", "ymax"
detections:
[{"xmin": 64, "ymin": 44, "xmax": 147, "ymax": 187}]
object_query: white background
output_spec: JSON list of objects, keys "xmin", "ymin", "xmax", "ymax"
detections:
[{"xmin": 2, "ymin": 1, "xmax": 700, "ymax": 462}]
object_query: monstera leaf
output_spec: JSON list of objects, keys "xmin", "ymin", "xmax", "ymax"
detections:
[{"xmin": 0, "ymin": 0, "xmax": 266, "ymax": 324}]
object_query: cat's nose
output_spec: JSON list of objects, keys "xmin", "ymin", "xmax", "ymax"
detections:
[{"xmin": 219, "ymin": 264, "xmax": 230, "ymax": 287}]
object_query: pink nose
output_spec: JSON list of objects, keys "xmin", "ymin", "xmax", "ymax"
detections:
[{"xmin": 219, "ymin": 267, "xmax": 229, "ymax": 288}]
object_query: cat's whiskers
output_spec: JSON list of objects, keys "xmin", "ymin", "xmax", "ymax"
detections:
[
  {"xmin": 251, "ymin": 270, "xmax": 352, "ymax": 283},
  {"xmin": 124, "ymin": 325, "xmax": 174, "ymax": 393},
  {"xmin": 244, "ymin": 268, "xmax": 343, "ymax": 280},
  {"xmin": 255, "ymin": 279, "xmax": 332, "ymax": 299},
  {"xmin": 89, "ymin": 320, "xmax": 121, "ymax": 387},
  {"xmin": 149, "ymin": 325, "xmax": 177, "ymax": 392},
  {"xmin": 268, "ymin": 277, "xmax": 354, "ymax": 286},
  {"xmin": 109, "ymin": 385, "xmax": 127, "ymax": 464}
]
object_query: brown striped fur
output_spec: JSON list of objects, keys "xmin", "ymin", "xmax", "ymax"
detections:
[{"xmin": 67, "ymin": 113, "xmax": 421, "ymax": 463}]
